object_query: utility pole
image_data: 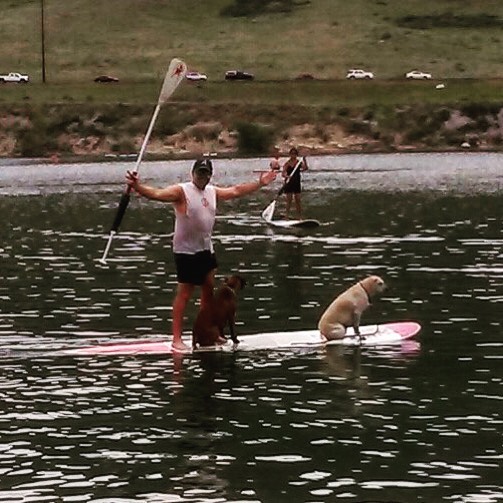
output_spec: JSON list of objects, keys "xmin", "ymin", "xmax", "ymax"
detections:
[{"xmin": 41, "ymin": 0, "xmax": 46, "ymax": 83}]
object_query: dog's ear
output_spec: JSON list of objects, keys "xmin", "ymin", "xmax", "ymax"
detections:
[
  {"xmin": 373, "ymin": 275, "xmax": 385, "ymax": 286},
  {"xmin": 370, "ymin": 275, "xmax": 386, "ymax": 292}
]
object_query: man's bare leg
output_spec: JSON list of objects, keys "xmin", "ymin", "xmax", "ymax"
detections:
[{"xmin": 172, "ymin": 283, "xmax": 195, "ymax": 351}]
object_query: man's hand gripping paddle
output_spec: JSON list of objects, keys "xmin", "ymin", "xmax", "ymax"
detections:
[
  {"xmin": 261, "ymin": 158, "xmax": 303, "ymax": 222},
  {"xmin": 98, "ymin": 58, "xmax": 187, "ymax": 265}
]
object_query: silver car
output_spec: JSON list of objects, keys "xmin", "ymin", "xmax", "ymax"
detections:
[
  {"xmin": 346, "ymin": 69, "xmax": 374, "ymax": 80},
  {"xmin": 186, "ymin": 72, "xmax": 207, "ymax": 82},
  {"xmin": 405, "ymin": 70, "xmax": 432, "ymax": 80}
]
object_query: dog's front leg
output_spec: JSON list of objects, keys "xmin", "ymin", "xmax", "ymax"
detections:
[
  {"xmin": 228, "ymin": 314, "xmax": 239, "ymax": 345},
  {"xmin": 352, "ymin": 311, "xmax": 364, "ymax": 343}
]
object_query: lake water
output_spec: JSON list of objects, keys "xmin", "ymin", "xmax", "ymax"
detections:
[{"xmin": 0, "ymin": 152, "xmax": 502, "ymax": 502}]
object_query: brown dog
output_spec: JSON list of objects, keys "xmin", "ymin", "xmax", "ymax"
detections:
[
  {"xmin": 192, "ymin": 275, "xmax": 247, "ymax": 348},
  {"xmin": 317, "ymin": 275, "xmax": 386, "ymax": 340}
]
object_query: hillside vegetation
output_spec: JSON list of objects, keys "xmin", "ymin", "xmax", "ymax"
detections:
[{"xmin": 0, "ymin": 0, "xmax": 502, "ymax": 158}]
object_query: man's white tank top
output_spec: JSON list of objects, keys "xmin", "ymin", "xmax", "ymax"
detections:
[{"xmin": 173, "ymin": 182, "xmax": 216, "ymax": 254}]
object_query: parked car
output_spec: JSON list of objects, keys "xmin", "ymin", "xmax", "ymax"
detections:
[
  {"xmin": 225, "ymin": 70, "xmax": 254, "ymax": 81},
  {"xmin": 94, "ymin": 75, "xmax": 119, "ymax": 83},
  {"xmin": 186, "ymin": 71, "xmax": 207, "ymax": 81},
  {"xmin": 346, "ymin": 69, "xmax": 374, "ymax": 80},
  {"xmin": 405, "ymin": 70, "xmax": 432, "ymax": 80},
  {"xmin": 0, "ymin": 72, "xmax": 29, "ymax": 83}
]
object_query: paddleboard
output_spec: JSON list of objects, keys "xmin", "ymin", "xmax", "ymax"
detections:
[
  {"xmin": 266, "ymin": 219, "xmax": 320, "ymax": 229},
  {"xmin": 63, "ymin": 321, "xmax": 420, "ymax": 356}
]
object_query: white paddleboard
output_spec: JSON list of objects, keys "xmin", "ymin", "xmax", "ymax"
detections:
[
  {"xmin": 63, "ymin": 322, "xmax": 421, "ymax": 356},
  {"xmin": 266, "ymin": 219, "xmax": 320, "ymax": 229}
]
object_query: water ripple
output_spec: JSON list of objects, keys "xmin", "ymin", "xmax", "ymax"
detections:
[{"xmin": 1, "ymin": 158, "xmax": 503, "ymax": 500}]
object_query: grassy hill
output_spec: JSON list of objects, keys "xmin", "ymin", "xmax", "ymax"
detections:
[{"xmin": 1, "ymin": 0, "xmax": 503, "ymax": 83}]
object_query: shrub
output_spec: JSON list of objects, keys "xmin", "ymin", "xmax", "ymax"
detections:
[
  {"xmin": 17, "ymin": 113, "xmax": 58, "ymax": 157},
  {"xmin": 155, "ymin": 109, "xmax": 192, "ymax": 137},
  {"xmin": 17, "ymin": 130, "xmax": 47, "ymax": 156},
  {"xmin": 435, "ymin": 108, "xmax": 451, "ymax": 123},
  {"xmin": 442, "ymin": 130, "xmax": 465, "ymax": 146},
  {"xmin": 405, "ymin": 113, "xmax": 443, "ymax": 142},
  {"xmin": 490, "ymin": 135, "xmax": 502, "ymax": 146},
  {"xmin": 461, "ymin": 103, "xmax": 499, "ymax": 118},
  {"xmin": 111, "ymin": 138, "xmax": 136, "ymax": 153},
  {"xmin": 345, "ymin": 119, "xmax": 372, "ymax": 135},
  {"xmin": 235, "ymin": 122, "xmax": 274, "ymax": 154}
]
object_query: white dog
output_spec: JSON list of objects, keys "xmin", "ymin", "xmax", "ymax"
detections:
[{"xmin": 318, "ymin": 275, "xmax": 386, "ymax": 340}]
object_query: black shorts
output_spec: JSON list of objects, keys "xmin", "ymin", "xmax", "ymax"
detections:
[
  {"xmin": 284, "ymin": 179, "xmax": 301, "ymax": 194},
  {"xmin": 174, "ymin": 250, "xmax": 218, "ymax": 286}
]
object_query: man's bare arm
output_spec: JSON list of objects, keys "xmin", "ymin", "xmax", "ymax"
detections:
[
  {"xmin": 126, "ymin": 170, "xmax": 184, "ymax": 203},
  {"xmin": 216, "ymin": 170, "xmax": 276, "ymax": 201}
]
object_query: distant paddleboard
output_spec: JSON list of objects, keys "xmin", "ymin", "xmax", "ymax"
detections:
[
  {"xmin": 62, "ymin": 321, "xmax": 420, "ymax": 356},
  {"xmin": 266, "ymin": 219, "xmax": 320, "ymax": 229}
]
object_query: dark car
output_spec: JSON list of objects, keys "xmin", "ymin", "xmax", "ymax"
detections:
[
  {"xmin": 225, "ymin": 70, "xmax": 254, "ymax": 81},
  {"xmin": 94, "ymin": 75, "xmax": 119, "ymax": 83}
]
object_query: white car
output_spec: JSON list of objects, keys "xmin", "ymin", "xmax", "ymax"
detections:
[
  {"xmin": 405, "ymin": 70, "xmax": 432, "ymax": 80},
  {"xmin": 346, "ymin": 69, "xmax": 374, "ymax": 80},
  {"xmin": 0, "ymin": 72, "xmax": 29, "ymax": 83},
  {"xmin": 186, "ymin": 72, "xmax": 207, "ymax": 82}
]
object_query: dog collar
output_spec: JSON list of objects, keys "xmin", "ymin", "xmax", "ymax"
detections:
[{"xmin": 358, "ymin": 282, "xmax": 372, "ymax": 304}]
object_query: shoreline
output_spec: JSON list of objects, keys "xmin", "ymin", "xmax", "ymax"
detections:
[{"xmin": 1, "ymin": 144, "xmax": 498, "ymax": 166}]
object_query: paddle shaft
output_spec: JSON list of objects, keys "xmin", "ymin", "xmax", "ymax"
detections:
[
  {"xmin": 112, "ymin": 103, "xmax": 162, "ymax": 226},
  {"xmin": 99, "ymin": 58, "xmax": 186, "ymax": 264},
  {"xmin": 99, "ymin": 104, "xmax": 161, "ymax": 264}
]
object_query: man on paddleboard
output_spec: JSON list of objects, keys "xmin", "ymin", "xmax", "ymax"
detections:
[{"xmin": 126, "ymin": 159, "xmax": 276, "ymax": 351}]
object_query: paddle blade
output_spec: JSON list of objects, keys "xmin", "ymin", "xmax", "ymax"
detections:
[
  {"xmin": 261, "ymin": 200, "xmax": 276, "ymax": 222},
  {"xmin": 158, "ymin": 58, "xmax": 187, "ymax": 104}
]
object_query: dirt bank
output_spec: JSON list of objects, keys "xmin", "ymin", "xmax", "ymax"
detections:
[{"xmin": 0, "ymin": 102, "xmax": 502, "ymax": 161}]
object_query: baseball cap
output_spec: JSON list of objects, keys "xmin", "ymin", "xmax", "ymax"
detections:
[{"xmin": 192, "ymin": 158, "xmax": 213, "ymax": 175}]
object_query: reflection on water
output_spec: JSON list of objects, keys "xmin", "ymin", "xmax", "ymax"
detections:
[{"xmin": 0, "ymin": 153, "xmax": 502, "ymax": 501}]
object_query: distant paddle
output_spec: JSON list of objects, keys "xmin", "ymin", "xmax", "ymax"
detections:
[
  {"xmin": 99, "ymin": 58, "xmax": 187, "ymax": 265},
  {"xmin": 261, "ymin": 158, "xmax": 303, "ymax": 222}
]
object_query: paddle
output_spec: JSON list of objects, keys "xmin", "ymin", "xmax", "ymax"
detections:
[
  {"xmin": 261, "ymin": 158, "xmax": 303, "ymax": 222},
  {"xmin": 98, "ymin": 58, "xmax": 187, "ymax": 265}
]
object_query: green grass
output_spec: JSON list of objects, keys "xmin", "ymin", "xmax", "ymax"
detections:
[
  {"xmin": 1, "ymin": 0, "xmax": 503, "ymax": 85},
  {"xmin": 0, "ymin": 79, "xmax": 502, "ymax": 108}
]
